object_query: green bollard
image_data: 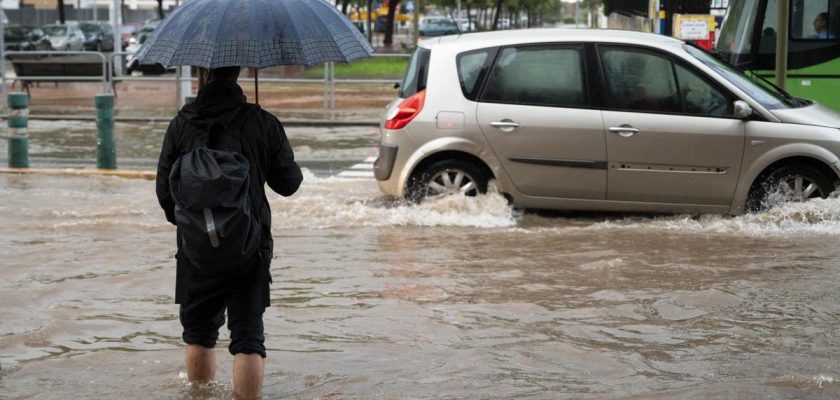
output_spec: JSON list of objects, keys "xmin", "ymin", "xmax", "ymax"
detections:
[
  {"xmin": 94, "ymin": 94, "xmax": 116, "ymax": 169},
  {"xmin": 7, "ymin": 92, "xmax": 29, "ymax": 168}
]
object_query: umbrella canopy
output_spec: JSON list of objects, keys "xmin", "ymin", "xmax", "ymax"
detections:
[{"xmin": 134, "ymin": 0, "xmax": 374, "ymax": 69}]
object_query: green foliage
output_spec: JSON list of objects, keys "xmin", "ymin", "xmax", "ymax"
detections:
[
  {"xmin": 305, "ymin": 57, "xmax": 410, "ymax": 79},
  {"xmin": 602, "ymin": 0, "xmax": 612, "ymax": 15}
]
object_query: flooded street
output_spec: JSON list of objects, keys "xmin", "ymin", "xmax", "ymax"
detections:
[{"xmin": 1, "ymin": 121, "xmax": 840, "ymax": 399}]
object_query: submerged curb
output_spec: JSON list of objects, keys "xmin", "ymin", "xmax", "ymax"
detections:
[
  {"xmin": 3, "ymin": 115, "xmax": 380, "ymax": 127},
  {"xmin": 0, "ymin": 167, "xmax": 155, "ymax": 180}
]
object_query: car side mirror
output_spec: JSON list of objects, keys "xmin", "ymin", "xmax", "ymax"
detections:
[{"xmin": 733, "ymin": 100, "xmax": 753, "ymax": 119}]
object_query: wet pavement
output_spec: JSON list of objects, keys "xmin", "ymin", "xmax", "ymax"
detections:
[{"xmin": 1, "ymin": 122, "xmax": 840, "ymax": 399}]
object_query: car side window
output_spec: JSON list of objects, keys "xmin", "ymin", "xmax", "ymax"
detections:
[
  {"xmin": 600, "ymin": 47, "xmax": 681, "ymax": 113},
  {"xmin": 675, "ymin": 63, "xmax": 731, "ymax": 117},
  {"xmin": 457, "ymin": 48, "xmax": 495, "ymax": 101},
  {"xmin": 480, "ymin": 45, "xmax": 586, "ymax": 108}
]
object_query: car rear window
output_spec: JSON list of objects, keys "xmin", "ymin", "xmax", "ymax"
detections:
[
  {"xmin": 399, "ymin": 47, "xmax": 431, "ymax": 98},
  {"xmin": 481, "ymin": 45, "xmax": 587, "ymax": 108},
  {"xmin": 456, "ymin": 47, "xmax": 496, "ymax": 101}
]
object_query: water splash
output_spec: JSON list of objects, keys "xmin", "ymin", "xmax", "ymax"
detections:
[{"xmin": 270, "ymin": 170, "xmax": 517, "ymax": 229}]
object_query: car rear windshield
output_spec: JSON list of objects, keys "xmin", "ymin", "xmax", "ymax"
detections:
[
  {"xmin": 80, "ymin": 24, "xmax": 99, "ymax": 34},
  {"xmin": 399, "ymin": 47, "xmax": 431, "ymax": 98},
  {"xmin": 43, "ymin": 26, "xmax": 67, "ymax": 36}
]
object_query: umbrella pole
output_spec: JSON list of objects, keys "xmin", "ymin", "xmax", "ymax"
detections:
[
  {"xmin": 198, "ymin": 68, "xmax": 208, "ymax": 91},
  {"xmin": 255, "ymin": 69, "xmax": 259, "ymax": 106}
]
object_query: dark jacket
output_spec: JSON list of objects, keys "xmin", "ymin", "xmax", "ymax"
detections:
[{"xmin": 156, "ymin": 80, "xmax": 302, "ymax": 287}]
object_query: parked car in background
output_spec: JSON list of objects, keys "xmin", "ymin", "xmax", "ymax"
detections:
[
  {"xmin": 455, "ymin": 18, "xmax": 475, "ymax": 33},
  {"xmin": 418, "ymin": 17, "xmax": 459, "ymax": 37},
  {"xmin": 129, "ymin": 19, "xmax": 161, "ymax": 47},
  {"xmin": 3, "ymin": 25, "xmax": 50, "ymax": 51},
  {"xmin": 42, "ymin": 24, "xmax": 85, "ymax": 51},
  {"xmin": 120, "ymin": 23, "xmax": 138, "ymax": 50},
  {"xmin": 125, "ymin": 19, "xmax": 169, "ymax": 74},
  {"xmin": 79, "ymin": 22, "xmax": 115, "ymax": 51},
  {"xmin": 376, "ymin": 29, "xmax": 840, "ymax": 215}
]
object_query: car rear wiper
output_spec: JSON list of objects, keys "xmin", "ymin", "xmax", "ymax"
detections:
[{"xmin": 702, "ymin": 45, "xmax": 806, "ymax": 107}]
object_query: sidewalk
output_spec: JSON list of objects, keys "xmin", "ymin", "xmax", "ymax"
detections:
[{"xmin": 14, "ymin": 79, "xmax": 391, "ymax": 126}]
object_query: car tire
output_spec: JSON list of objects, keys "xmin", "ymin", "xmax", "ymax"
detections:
[
  {"xmin": 406, "ymin": 159, "xmax": 488, "ymax": 202},
  {"xmin": 746, "ymin": 164, "xmax": 835, "ymax": 211}
]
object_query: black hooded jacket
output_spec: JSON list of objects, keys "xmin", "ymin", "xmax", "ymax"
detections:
[{"xmin": 156, "ymin": 79, "xmax": 303, "ymax": 265}]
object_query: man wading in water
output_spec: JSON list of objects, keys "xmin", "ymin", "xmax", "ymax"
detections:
[{"xmin": 156, "ymin": 66, "xmax": 302, "ymax": 399}]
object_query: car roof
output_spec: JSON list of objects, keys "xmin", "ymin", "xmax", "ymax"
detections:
[{"xmin": 420, "ymin": 28, "xmax": 684, "ymax": 52}]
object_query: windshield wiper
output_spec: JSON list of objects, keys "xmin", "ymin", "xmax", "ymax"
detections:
[{"xmin": 703, "ymin": 45, "xmax": 806, "ymax": 107}]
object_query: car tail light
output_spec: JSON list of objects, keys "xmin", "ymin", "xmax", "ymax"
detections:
[{"xmin": 384, "ymin": 89, "xmax": 426, "ymax": 130}]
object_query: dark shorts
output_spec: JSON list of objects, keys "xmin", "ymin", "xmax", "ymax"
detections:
[{"xmin": 176, "ymin": 250, "xmax": 272, "ymax": 358}]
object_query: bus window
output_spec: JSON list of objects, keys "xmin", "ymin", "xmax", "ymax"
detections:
[
  {"xmin": 717, "ymin": 0, "xmax": 762, "ymax": 64},
  {"xmin": 791, "ymin": 0, "xmax": 838, "ymax": 40},
  {"xmin": 758, "ymin": 0, "xmax": 779, "ymax": 52}
]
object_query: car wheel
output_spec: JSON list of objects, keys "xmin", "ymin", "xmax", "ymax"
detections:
[
  {"xmin": 747, "ymin": 164, "xmax": 835, "ymax": 211},
  {"xmin": 407, "ymin": 159, "xmax": 488, "ymax": 202}
]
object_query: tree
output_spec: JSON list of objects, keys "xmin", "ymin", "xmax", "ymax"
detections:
[
  {"xmin": 157, "ymin": 0, "xmax": 165, "ymax": 19},
  {"xmin": 384, "ymin": 0, "xmax": 400, "ymax": 47},
  {"xmin": 57, "ymin": 0, "xmax": 66, "ymax": 24},
  {"xmin": 491, "ymin": 0, "xmax": 503, "ymax": 30}
]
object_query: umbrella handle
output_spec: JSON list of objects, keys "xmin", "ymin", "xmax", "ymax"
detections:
[{"xmin": 255, "ymin": 69, "xmax": 259, "ymax": 106}]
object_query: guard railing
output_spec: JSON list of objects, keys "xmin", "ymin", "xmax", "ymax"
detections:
[
  {"xmin": 3, "ymin": 51, "xmax": 111, "ymax": 94},
  {"xmin": 1, "ymin": 51, "xmax": 410, "ymax": 111}
]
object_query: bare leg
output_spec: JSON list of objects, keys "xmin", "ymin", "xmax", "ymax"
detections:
[
  {"xmin": 233, "ymin": 353, "xmax": 264, "ymax": 400},
  {"xmin": 185, "ymin": 345, "xmax": 216, "ymax": 382}
]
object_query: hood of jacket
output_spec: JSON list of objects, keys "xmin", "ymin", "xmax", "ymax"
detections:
[{"xmin": 177, "ymin": 79, "xmax": 247, "ymax": 130}]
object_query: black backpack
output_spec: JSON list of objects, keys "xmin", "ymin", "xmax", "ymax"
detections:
[{"xmin": 169, "ymin": 106, "xmax": 261, "ymax": 272}]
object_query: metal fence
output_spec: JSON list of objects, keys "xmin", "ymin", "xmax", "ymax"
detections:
[{"xmin": 1, "ymin": 50, "xmax": 410, "ymax": 112}]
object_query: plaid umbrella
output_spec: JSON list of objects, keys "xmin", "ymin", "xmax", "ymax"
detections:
[{"xmin": 134, "ymin": 0, "xmax": 374, "ymax": 69}]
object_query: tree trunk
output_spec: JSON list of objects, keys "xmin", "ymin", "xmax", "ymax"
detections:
[
  {"xmin": 341, "ymin": 0, "xmax": 350, "ymax": 15},
  {"xmin": 367, "ymin": 0, "xmax": 373, "ymax": 43},
  {"xmin": 492, "ymin": 0, "xmax": 502, "ymax": 31},
  {"xmin": 466, "ymin": 4, "xmax": 473, "ymax": 32},
  {"xmin": 526, "ymin": 7, "xmax": 531, "ymax": 28},
  {"xmin": 157, "ymin": 0, "xmax": 164, "ymax": 19},
  {"xmin": 384, "ymin": 0, "xmax": 400, "ymax": 47},
  {"xmin": 57, "ymin": 0, "xmax": 66, "ymax": 24}
]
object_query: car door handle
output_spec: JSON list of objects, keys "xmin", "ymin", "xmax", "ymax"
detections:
[
  {"xmin": 609, "ymin": 126, "xmax": 639, "ymax": 137},
  {"xmin": 490, "ymin": 121, "xmax": 521, "ymax": 132},
  {"xmin": 490, "ymin": 121, "xmax": 521, "ymax": 128}
]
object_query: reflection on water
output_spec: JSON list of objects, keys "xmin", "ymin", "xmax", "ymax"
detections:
[
  {"xmin": 2, "ymin": 169, "xmax": 840, "ymax": 398},
  {"xmin": 0, "ymin": 120, "xmax": 380, "ymax": 174}
]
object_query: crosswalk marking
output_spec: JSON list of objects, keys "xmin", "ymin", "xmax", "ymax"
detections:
[{"xmin": 336, "ymin": 156, "xmax": 376, "ymax": 179}]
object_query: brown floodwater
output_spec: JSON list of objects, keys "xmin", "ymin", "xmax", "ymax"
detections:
[{"xmin": 1, "ymin": 121, "xmax": 840, "ymax": 399}]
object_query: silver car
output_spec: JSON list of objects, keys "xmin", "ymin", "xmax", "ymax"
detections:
[
  {"xmin": 375, "ymin": 29, "xmax": 840, "ymax": 214},
  {"xmin": 43, "ymin": 24, "xmax": 85, "ymax": 51}
]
